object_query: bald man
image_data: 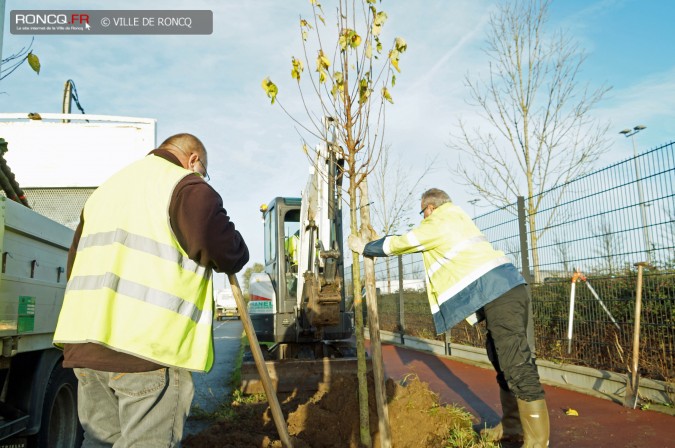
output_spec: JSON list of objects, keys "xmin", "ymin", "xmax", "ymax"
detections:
[{"xmin": 54, "ymin": 133, "xmax": 249, "ymax": 447}]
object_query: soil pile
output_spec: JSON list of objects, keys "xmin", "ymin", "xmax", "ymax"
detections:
[{"xmin": 183, "ymin": 374, "xmax": 478, "ymax": 448}]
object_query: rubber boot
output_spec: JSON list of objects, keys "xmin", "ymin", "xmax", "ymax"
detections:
[
  {"xmin": 480, "ymin": 388, "xmax": 523, "ymax": 442},
  {"xmin": 516, "ymin": 398, "xmax": 550, "ymax": 448}
]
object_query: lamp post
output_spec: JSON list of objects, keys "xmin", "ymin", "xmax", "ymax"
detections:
[
  {"xmin": 468, "ymin": 199, "xmax": 480, "ymax": 217},
  {"xmin": 619, "ymin": 125, "xmax": 651, "ymax": 264}
]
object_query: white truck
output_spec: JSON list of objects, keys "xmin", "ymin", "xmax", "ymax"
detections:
[
  {"xmin": 0, "ymin": 113, "xmax": 155, "ymax": 446},
  {"xmin": 215, "ymin": 288, "xmax": 239, "ymax": 320}
]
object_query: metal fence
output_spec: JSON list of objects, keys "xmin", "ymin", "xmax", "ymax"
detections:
[{"xmin": 346, "ymin": 141, "xmax": 675, "ymax": 382}]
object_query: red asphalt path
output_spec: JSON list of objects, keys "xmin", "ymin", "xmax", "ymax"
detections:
[{"xmin": 378, "ymin": 343, "xmax": 674, "ymax": 448}]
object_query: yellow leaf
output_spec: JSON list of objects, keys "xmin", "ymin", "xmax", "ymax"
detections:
[
  {"xmin": 316, "ymin": 50, "xmax": 330, "ymax": 71},
  {"xmin": 319, "ymin": 70, "xmax": 326, "ymax": 83},
  {"xmin": 365, "ymin": 41, "xmax": 372, "ymax": 59},
  {"xmin": 261, "ymin": 77, "xmax": 278, "ymax": 104},
  {"xmin": 291, "ymin": 57, "xmax": 304, "ymax": 82},
  {"xmin": 331, "ymin": 71, "xmax": 345, "ymax": 98},
  {"xmin": 338, "ymin": 34, "xmax": 348, "ymax": 51},
  {"xmin": 318, "ymin": 15, "xmax": 325, "ymax": 25},
  {"xmin": 391, "ymin": 59, "xmax": 400, "ymax": 72},
  {"xmin": 27, "ymin": 52, "xmax": 40, "ymax": 75},
  {"xmin": 389, "ymin": 49, "xmax": 400, "ymax": 72},
  {"xmin": 391, "ymin": 74, "xmax": 396, "ymax": 87},
  {"xmin": 395, "ymin": 37, "xmax": 407, "ymax": 53},
  {"xmin": 300, "ymin": 19, "xmax": 313, "ymax": 30},
  {"xmin": 358, "ymin": 77, "xmax": 371, "ymax": 104},
  {"xmin": 372, "ymin": 11, "xmax": 387, "ymax": 36},
  {"xmin": 374, "ymin": 11, "xmax": 388, "ymax": 26},
  {"xmin": 381, "ymin": 87, "xmax": 393, "ymax": 104},
  {"xmin": 565, "ymin": 408, "xmax": 579, "ymax": 416},
  {"xmin": 339, "ymin": 29, "xmax": 361, "ymax": 51},
  {"xmin": 302, "ymin": 144, "xmax": 310, "ymax": 155}
]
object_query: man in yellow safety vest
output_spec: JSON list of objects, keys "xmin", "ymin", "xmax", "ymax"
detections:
[
  {"xmin": 54, "ymin": 133, "xmax": 249, "ymax": 446},
  {"xmin": 349, "ymin": 188, "xmax": 549, "ymax": 447}
]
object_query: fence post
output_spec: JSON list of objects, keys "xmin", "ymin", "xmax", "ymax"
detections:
[
  {"xmin": 397, "ymin": 255, "xmax": 405, "ymax": 344},
  {"xmin": 517, "ymin": 196, "xmax": 533, "ymax": 283}
]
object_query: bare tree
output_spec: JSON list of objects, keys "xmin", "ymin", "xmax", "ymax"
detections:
[
  {"xmin": 371, "ymin": 150, "xmax": 436, "ymax": 292},
  {"xmin": 450, "ymin": 0, "xmax": 610, "ymax": 282},
  {"xmin": 371, "ymin": 151, "xmax": 436, "ymax": 235}
]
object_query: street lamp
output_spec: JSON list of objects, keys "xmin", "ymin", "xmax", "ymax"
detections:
[
  {"xmin": 619, "ymin": 125, "xmax": 651, "ymax": 264},
  {"xmin": 468, "ymin": 199, "xmax": 480, "ymax": 217}
]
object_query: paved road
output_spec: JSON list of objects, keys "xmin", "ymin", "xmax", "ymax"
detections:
[{"xmin": 183, "ymin": 318, "xmax": 243, "ymax": 438}]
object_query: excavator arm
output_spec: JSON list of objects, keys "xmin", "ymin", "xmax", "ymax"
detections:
[{"xmin": 245, "ymin": 118, "xmax": 355, "ymax": 370}]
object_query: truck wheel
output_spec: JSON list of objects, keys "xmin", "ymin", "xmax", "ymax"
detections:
[{"xmin": 32, "ymin": 364, "xmax": 83, "ymax": 448}]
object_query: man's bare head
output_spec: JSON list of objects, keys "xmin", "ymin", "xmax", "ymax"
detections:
[
  {"xmin": 159, "ymin": 133, "xmax": 209, "ymax": 180},
  {"xmin": 420, "ymin": 188, "xmax": 451, "ymax": 219}
]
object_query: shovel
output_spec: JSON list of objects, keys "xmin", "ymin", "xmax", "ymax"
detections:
[
  {"xmin": 228, "ymin": 274, "xmax": 293, "ymax": 447},
  {"xmin": 623, "ymin": 262, "xmax": 649, "ymax": 409}
]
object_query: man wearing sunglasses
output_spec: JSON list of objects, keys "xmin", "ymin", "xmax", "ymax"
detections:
[
  {"xmin": 349, "ymin": 188, "xmax": 548, "ymax": 448},
  {"xmin": 54, "ymin": 133, "xmax": 249, "ymax": 447}
]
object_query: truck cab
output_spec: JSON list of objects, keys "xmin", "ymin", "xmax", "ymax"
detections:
[{"xmin": 0, "ymin": 113, "xmax": 156, "ymax": 446}]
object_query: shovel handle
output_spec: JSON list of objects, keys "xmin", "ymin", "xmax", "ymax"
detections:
[
  {"xmin": 630, "ymin": 263, "xmax": 646, "ymax": 401},
  {"xmin": 228, "ymin": 274, "xmax": 293, "ymax": 448}
]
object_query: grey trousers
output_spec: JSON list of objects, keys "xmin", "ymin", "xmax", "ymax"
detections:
[
  {"xmin": 74, "ymin": 367, "xmax": 194, "ymax": 448},
  {"xmin": 483, "ymin": 284, "xmax": 545, "ymax": 401}
]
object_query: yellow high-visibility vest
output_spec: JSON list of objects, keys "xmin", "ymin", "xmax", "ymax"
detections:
[
  {"xmin": 54, "ymin": 155, "xmax": 215, "ymax": 372},
  {"xmin": 381, "ymin": 202, "xmax": 525, "ymax": 334}
]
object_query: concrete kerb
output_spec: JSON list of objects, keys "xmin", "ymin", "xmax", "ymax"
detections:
[{"xmin": 365, "ymin": 328, "xmax": 675, "ymax": 413}]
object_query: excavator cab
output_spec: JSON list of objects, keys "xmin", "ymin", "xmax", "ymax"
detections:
[
  {"xmin": 248, "ymin": 196, "xmax": 354, "ymax": 356},
  {"xmin": 241, "ymin": 120, "xmax": 363, "ymax": 393}
]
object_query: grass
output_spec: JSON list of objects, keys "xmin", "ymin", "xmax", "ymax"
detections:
[{"xmin": 439, "ymin": 404, "xmax": 500, "ymax": 448}]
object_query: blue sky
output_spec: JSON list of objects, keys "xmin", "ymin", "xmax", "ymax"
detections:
[{"xmin": 1, "ymin": 0, "xmax": 674, "ymax": 283}]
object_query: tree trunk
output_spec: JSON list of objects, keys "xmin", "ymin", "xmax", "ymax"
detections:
[
  {"xmin": 359, "ymin": 179, "xmax": 392, "ymax": 448},
  {"xmin": 349, "ymin": 181, "xmax": 371, "ymax": 447}
]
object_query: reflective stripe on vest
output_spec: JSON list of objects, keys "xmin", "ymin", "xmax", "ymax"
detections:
[
  {"xmin": 54, "ymin": 155, "xmax": 214, "ymax": 372},
  {"xmin": 77, "ymin": 229, "xmax": 208, "ymax": 276},
  {"xmin": 66, "ymin": 273, "xmax": 212, "ymax": 326}
]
